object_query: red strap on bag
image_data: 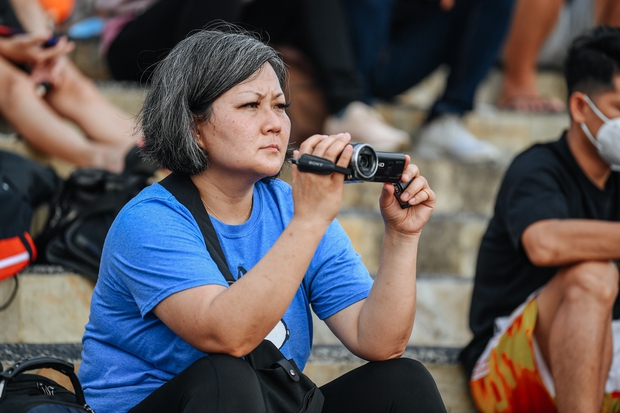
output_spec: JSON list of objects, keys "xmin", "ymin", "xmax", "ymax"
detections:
[{"xmin": 0, "ymin": 232, "xmax": 36, "ymax": 281}]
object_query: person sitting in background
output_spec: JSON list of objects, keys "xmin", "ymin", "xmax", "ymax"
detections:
[
  {"xmin": 461, "ymin": 26, "xmax": 620, "ymax": 413},
  {"xmin": 498, "ymin": 0, "xmax": 620, "ymax": 113},
  {"xmin": 79, "ymin": 27, "xmax": 447, "ymax": 413},
  {"xmin": 0, "ymin": 0, "xmax": 135, "ymax": 172},
  {"xmin": 342, "ymin": 0, "xmax": 515, "ymax": 163},
  {"xmin": 96, "ymin": 0, "xmax": 408, "ymax": 151}
]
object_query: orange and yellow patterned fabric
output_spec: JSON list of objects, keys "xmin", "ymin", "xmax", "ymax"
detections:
[{"xmin": 470, "ymin": 298, "xmax": 620, "ymax": 413}]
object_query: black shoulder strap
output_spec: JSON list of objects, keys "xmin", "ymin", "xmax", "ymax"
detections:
[{"xmin": 159, "ymin": 173, "xmax": 235, "ymax": 285}]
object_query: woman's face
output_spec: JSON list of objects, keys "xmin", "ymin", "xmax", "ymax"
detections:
[{"xmin": 196, "ymin": 63, "xmax": 291, "ymax": 181}]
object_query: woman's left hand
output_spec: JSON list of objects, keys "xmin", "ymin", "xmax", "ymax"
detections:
[{"xmin": 379, "ymin": 156, "xmax": 435, "ymax": 236}]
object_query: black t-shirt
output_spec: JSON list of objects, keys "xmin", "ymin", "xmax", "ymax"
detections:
[{"xmin": 459, "ymin": 133, "xmax": 620, "ymax": 378}]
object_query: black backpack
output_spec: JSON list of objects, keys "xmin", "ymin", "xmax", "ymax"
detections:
[
  {"xmin": 35, "ymin": 150, "xmax": 157, "ymax": 281},
  {"xmin": 0, "ymin": 357, "xmax": 94, "ymax": 413},
  {"xmin": 0, "ymin": 150, "xmax": 60, "ymax": 283}
]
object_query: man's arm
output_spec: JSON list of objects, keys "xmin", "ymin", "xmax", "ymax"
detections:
[{"xmin": 522, "ymin": 219, "xmax": 620, "ymax": 266}]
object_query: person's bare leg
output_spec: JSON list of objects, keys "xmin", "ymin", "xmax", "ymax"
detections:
[
  {"xmin": 498, "ymin": 0, "xmax": 565, "ymax": 112},
  {"xmin": 44, "ymin": 59, "xmax": 136, "ymax": 152},
  {"xmin": 0, "ymin": 58, "xmax": 126, "ymax": 171},
  {"xmin": 535, "ymin": 261, "xmax": 618, "ymax": 413},
  {"xmin": 598, "ymin": 317, "xmax": 613, "ymax": 402},
  {"xmin": 596, "ymin": 0, "xmax": 620, "ymax": 25}
]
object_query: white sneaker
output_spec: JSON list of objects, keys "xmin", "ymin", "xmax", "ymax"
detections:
[
  {"xmin": 416, "ymin": 114, "xmax": 502, "ymax": 163},
  {"xmin": 323, "ymin": 101, "xmax": 409, "ymax": 152}
]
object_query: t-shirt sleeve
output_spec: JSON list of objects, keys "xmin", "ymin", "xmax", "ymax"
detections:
[
  {"xmin": 305, "ymin": 219, "xmax": 373, "ymax": 320},
  {"xmin": 503, "ymin": 151, "xmax": 570, "ymax": 250},
  {"xmin": 103, "ymin": 195, "xmax": 228, "ymax": 317}
]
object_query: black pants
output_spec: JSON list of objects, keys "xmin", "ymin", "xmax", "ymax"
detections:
[
  {"xmin": 128, "ymin": 355, "xmax": 447, "ymax": 413},
  {"xmin": 107, "ymin": 0, "xmax": 362, "ymax": 113}
]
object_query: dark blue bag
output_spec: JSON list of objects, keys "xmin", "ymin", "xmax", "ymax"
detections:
[{"xmin": 0, "ymin": 357, "xmax": 94, "ymax": 413}]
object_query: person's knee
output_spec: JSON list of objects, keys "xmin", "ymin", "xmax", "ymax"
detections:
[
  {"xmin": 0, "ymin": 68, "xmax": 36, "ymax": 108},
  {"xmin": 187, "ymin": 354, "xmax": 258, "ymax": 387},
  {"xmin": 374, "ymin": 359, "xmax": 446, "ymax": 411},
  {"xmin": 188, "ymin": 355, "xmax": 266, "ymax": 413},
  {"xmin": 372, "ymin": 358, "xmax": 440, "ymax": 393},
  {"xmin": 51, "ymin": 60, "xmax": 99, "ymax": 100},
  {"xmin": 559, "ymin": 261, "xmax": 619, "ymax": 306}
]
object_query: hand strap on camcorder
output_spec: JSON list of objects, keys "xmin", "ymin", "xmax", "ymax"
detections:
[{"xmin": 291, "ymin": 154, "xmax": 353, "ymax": 176}]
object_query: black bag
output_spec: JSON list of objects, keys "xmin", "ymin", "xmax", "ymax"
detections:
[
  {"xmin": 0, "ymin": 151, "xmax": 60, "ymax": 309},
  {"xmin": 0, "ymin": 357, "xmax": 94, "ymax": 413},
  {"xmin": 246, "ymin": 340, "xmax": 324, "ymax": 412},
  {"xmin": 35, "ymin": 165, "xmax": 153, "ymax": 281},
  {"xmin": 159, "ymin": 173, "xmax": 324, "ymax": 413}
]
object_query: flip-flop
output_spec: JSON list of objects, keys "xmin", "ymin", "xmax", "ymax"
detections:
[{"xmin": 497, "ymin": 94, "xmax": 565, "ymax": 113}]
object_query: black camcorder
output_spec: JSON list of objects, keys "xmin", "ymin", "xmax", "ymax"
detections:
[
  {"xmin": 292, "ymin": 143, "xmax": 406, "ymax": 183},
  {"xmin": 291, "ymin": 143, "xmax": 413, "ymax": 208}
]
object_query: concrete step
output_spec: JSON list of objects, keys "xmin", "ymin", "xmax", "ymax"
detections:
[
  {"xmin": 0, "ymin": 270, "xmax": 94, "ymax": 344},
  {"xmin": 337, "ymin": 210, "xmax": 487, "ymax": 277},
  {"xmin": 0, "ymin": 342, "xmax": 477, "ymax": 413},
  {"xmin": 377, "ymin": 67, "xmax": 568, "ymax": 156},
  {"xmin": 313, "ymin": 276, "xmax": 473, "ymax": 348},
  {"xmin": 334, "ymin": 155, "xmax": 505, "ymax": 216},
  {"xmin": 0, "ymin": 270, "xmax": 473, "ymax": 349},
  {"xmin": 0, "ymin": 270, "xmax": 476, "ymax": 412},
  {"xmin": 378, "ymin": 100, "xmax": 568, "ymax": 170},
  {"xmin": 305, "ymin": 345, "xmax": 476, "ymax": 413}
]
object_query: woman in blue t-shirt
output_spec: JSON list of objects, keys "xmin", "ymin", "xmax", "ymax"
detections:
[{"xmin": 79, "ymin": 26, "xmax": 446, "ymax": 413}]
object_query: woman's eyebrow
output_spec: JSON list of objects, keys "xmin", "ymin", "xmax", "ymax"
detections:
[{"xmin": 237, "ymin": 91, "xmax": 284, "ymax": 99}]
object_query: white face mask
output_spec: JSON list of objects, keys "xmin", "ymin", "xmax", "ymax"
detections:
[{"xmin": 580, "ymin": 95, "xmax": 620, "ymax": 171}]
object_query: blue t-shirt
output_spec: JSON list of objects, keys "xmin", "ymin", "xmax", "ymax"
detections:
[{"xmin": 79, "ymin": 178, "xmax": 373, "ymax": 413}]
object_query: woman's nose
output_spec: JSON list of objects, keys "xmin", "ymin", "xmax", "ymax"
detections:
[{"xmin": 262, "ymin": 107, "xmax": 284, "ymax": 134}]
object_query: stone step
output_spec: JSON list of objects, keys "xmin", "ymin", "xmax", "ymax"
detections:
[
  {"xmin": 0, "ymin": 342, "xmax": 477, "ymax": 413},
  {"xmin": 71, "ymin": 38, "xmax": 568, "ymax": 156},
  {"xmin": 312, "ymin": 276, "xmax": 473, "ymax": 348},
  {"xmin": 93, "ymin": 75, "xmax": 570, "ymax": 158},
  {"xmin": 0, "ymin": 130, "xmax": 505, "ymax": 215},
  {"xmin": 0, "ymin": 269, "xmax": 476, "ymax": 411},
  {"xmin": 305, "ymin": 345, "xmax": 476, "ymax": 413},
  {"xmin": 321, "ymin": 154, "xmax": 506, "ymax": 216},
  {"xmin": 0, "ymin": 270, "xmax": 473, "ymax": 349},
  {"xmin": 338, "ymin": 210, "xmax": 487, "ymax": 277},
  {"xmin": 0, "ymin": 270, "xmax": 94, "ymax": 344},
  {"xmin": 386, "ymin": 66, "xmax": 568, "ymax": 145},
  {"xmin": 381, "ymin": 103, "xmax": 568, "ymax": 164}
]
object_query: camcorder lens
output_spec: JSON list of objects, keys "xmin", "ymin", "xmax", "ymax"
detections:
[{"xmin": 349, "ymin": 143, "xmax": 378, "ymax": 180}]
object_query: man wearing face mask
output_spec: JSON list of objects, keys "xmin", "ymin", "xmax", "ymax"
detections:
[{"xmin": 459, "ymin": 26, "xmax": 620, "ymax": 413}]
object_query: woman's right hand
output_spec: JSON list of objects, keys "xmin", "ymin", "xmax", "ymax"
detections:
[{"xmin": 291, "ymin": 133, "xmax": 353, "ymax": 227}]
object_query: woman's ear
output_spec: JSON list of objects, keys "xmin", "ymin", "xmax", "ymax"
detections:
[
  {"xmin": 195, "ymin": 130, "xmax": 207, "ymax": 150},
  {"xmin": 569, "ymin": 92, "xmax": 589, "ymax": 124},
  {"xmin": 193, "ymin": 117, "xmax": 207, "ymax": 150}
]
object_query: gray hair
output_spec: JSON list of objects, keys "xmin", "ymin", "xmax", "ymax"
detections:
[{"xmin": 139, "ymin": 27, "xmax": 287, "ymax": 175}]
